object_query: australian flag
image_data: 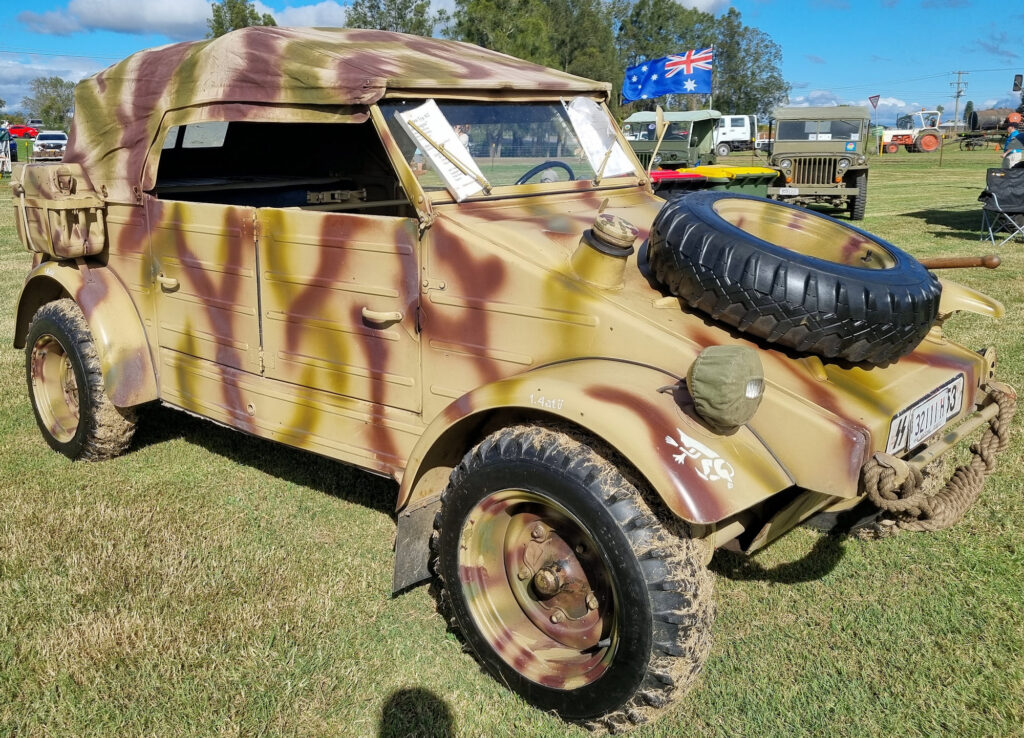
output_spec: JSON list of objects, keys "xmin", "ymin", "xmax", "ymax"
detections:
[{"xmin": 622, "ymin": 48, "xmax": 713, "ymax": 102}]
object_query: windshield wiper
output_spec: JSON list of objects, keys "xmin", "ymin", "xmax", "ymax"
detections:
[{"xmin": 405, "ymin": 119, "xmax": 492, "ymax": 195}]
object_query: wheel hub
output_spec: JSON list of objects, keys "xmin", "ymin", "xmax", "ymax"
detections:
[
  {"xmin": 505, "ymin": 515, "xmax": 605, "ymax": 651},
  {"xmin": 31, "ymin": 335, "xmax": 80, "ymax": 442}
]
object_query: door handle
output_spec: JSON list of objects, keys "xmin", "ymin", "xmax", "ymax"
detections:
[
  {"xmin": 156, "ymin": 273, "xmax": 179, "ymax": 290},
  {"xmin": 361, "ymin": 307, "xmax": 403, "ymax": 325}
]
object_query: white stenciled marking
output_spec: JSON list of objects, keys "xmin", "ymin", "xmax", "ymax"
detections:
[{"xmin": 665, "ymin": 429, "xmax": 735, "ymax": 489}]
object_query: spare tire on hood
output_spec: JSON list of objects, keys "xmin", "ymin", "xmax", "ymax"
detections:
[{"xmin": 647, "ymin": 191, "xmax": 941, "ymax": 365}]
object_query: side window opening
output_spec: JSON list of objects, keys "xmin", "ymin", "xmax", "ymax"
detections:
[{"xmin": 152, "ymin": 120, "xmax": 415, "ymax": 217}]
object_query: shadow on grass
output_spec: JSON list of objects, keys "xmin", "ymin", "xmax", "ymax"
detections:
[
  {"xmin": 379, "ymin": 688, "xmax": 455, "ymax": 738},
  {"xmin": 900, "ymin": 208, "xmax": 983, "ymax": 239},
  {"xmin": 131, "ymin": 403, "xmax": 397, "ymax": 515},
  {"xmin": 710, "ymin": 534, "xmax": 847, "ymax": 584}
]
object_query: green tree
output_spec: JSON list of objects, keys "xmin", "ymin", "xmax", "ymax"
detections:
[
  {"xmin": 963, "ymin": 100, "xmax": 974, "ymax": 125},
  {"xmin": 710, "ymin": 8, "xmax": 788, "ymax": 118},
  {"xmin": 547, "ymin": 0, "xmax": 619, "ymax": 110},
  {"xmin": 21, "ymin": 77, "xmax": 75, "ymax": 131},
  {"xmin": 207, "ymin": 0, "xmax": 276, "ymax": 38},
  {"xmin": 0, "ymin": 97, "xmax": 6, "ymax": 110},
  {"xmin": 443, "ymin": 0, "xmax": 556, "ymax": 67},
  {"xmin": 346, "ymin": 0, "xmax": 438, "ymax": 35},
  {"xmin": 1017, "ymin": 91, "xmax": 1024, "ymax": 115}
]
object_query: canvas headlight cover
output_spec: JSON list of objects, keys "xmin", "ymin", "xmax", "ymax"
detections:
[{"xmin": 687, "ymin": 345, "xmax": 764, "ymax": 432}]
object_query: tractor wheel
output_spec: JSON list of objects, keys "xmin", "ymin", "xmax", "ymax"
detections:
[
  {"xmin": 885, "ymin": 143, "xmax": 899, "ymax": 154},
  {"xmin": 916, "ymin": 133, "xmax": 941, "ymax": 152}
]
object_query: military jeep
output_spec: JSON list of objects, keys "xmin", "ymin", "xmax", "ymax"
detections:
[
  {"xmin": 10, "ymin": 28, "xmax": 1015, "ymax": 731},
  {"xmin": 623, "ymin": 109, "xmax": 720, "ymax": 170},
  {"xmin": 766, "ymin": 105, "xmax": 871, "ymax": 220}
]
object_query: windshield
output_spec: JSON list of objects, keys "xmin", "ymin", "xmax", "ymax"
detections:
[
  {"xmin": 37, "ymin": 133, "xmax": 66, "ymax": 142},
  {"xmin": 776, "ymin": 119, "xmax": 863, "ymax": 142},
  {"xmin": 380, "ymin": 100, "xmax": 638, "ymax": 194}
]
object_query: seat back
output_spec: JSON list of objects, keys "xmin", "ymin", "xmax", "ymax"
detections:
[{"xmin": 984, "ymin": 168, "xmax": 1024, "ymax": 213}]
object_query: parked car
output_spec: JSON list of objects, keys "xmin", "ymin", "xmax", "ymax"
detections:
[
  {"xmin": 10, "ymin": 27, "xmax": 1016, "ymax": 731},
  {"xmin": 31, "ymin": 130, "xmax": 67, "ymax": 160},
  {"xmin": 8, "ymin": 124, "xmax": 38, "ymax": 139}
]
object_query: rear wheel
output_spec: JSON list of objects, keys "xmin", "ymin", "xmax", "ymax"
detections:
[
  {"xmin": 433, "ymin": 425, "xmax": 713, "ymax": 729},
  {"xmin": 916, "ymin": 133, "xmax": 941, "ymax": 152},
  {"xmin": 715, "ymin": 143, "xmax": 731, "ymax": 157},
  {"xmin": 25, "ymin": 299, "xmax": 136, "ymax": 460}
]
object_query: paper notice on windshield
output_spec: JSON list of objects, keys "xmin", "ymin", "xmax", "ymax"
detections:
[
  {"xmin": 565, "ymin": 97, "xmax": 634, "ymax": 178},
  {"xmin": 394, "ymin": 100, "xmax": 485, "ymax": 201}
]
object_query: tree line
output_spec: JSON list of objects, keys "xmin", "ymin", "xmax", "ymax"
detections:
[{"xmin": 209, "ymin": 0, "xmax": 790, "ymax": 118}]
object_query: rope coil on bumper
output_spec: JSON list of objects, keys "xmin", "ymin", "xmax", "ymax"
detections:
[{"xmin": 861, "ymin": 386, "xmax": 1016, "ymax": 532}]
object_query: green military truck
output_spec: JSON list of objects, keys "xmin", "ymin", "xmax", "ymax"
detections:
[
  {"xmin": 9, "ymin": 28, "xmax": 1016, "ymax": 732},
  {"xmin": 623, "ymin": 109, "xmax": 720, "ymax": 170},
  {"xmin": 766, "ymin": 105, "xmax": 871, "ymax": 220}
]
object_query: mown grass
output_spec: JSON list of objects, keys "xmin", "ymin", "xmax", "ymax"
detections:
[{"xmin": 1, "ymin": 146, "xmax": 1023, "ymax": 737}]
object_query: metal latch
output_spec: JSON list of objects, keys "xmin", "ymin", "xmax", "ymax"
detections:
[{"xmin": 55, "ymin": 167, "xmax": 75, "ymax": 195}]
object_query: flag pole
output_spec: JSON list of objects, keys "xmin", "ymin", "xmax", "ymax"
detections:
[{"xmin": 709, "ymin": 45, "xmax": 714, "ymax": 110}]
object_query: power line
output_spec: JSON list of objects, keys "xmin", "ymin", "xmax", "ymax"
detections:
[{"xmin": 0, "ymin": 47, "xmax": 121, "ymax": 61}]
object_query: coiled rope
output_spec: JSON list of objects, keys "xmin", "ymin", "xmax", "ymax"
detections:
[{"xmin": 860, "ymin": 387, "xmax": 1016, "ymax": 533}]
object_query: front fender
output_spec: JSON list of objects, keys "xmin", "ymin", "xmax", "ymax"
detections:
[
  {"xmin": 398, "ymin": 359, "xmax": 794, "ymax": 525},
  {"xmin": 14, "ymin": 260, "xmax": 158, "ymax": 408}
]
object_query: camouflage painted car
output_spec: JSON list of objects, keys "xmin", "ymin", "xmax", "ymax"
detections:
[
  {"xmin": 766, "ymin": 105, "xmax": 871, "ymax": 220},
  {"xmin": 10, "ymin": 28, "xmax": 1016, "ymax": 731}
]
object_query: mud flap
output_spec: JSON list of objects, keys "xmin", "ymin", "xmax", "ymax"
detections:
[{"xmin": 392, "ymin": 495, "xmax": 441, "ymax": 593}]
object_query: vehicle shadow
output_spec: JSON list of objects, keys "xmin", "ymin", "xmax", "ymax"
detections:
[
  {"xmin": 379, "ymin": 687, "xmax": 455, "ymax": 738},
  {"xmin": 709, "ymin": 533, "xmax": 847, "ymax": 584},
  {"xmin": 900, "ymin": 207, "xmax": 982, "ymax": 239},
  {"xmin": 130, "ymin": 403, "xmax": 397, "ymax": 515}
]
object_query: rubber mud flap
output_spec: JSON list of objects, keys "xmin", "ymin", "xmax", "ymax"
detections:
[{"xmin": 647, "ymin": 191, "xmax": 942, "ymax": 365}]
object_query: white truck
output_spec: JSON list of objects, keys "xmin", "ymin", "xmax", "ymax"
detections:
[{"xmin": 712, "ymin": 114, "xmax": 757, "ymax": 156}]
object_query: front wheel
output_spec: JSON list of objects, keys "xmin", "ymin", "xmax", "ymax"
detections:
[
  {"xmin": 848, "ymin": 171, "xmax": 868, "ymax": 221},
  {"xmin": 25, "ymin": 299, "xmax": 136, "ymax": 460},
  {"xmin": 715, "ymin": 143, "xmax": 731, "ymax": 157},
  {"xmin": 433, "ymin": 426, "xmax": 713, "ymax": 729}
]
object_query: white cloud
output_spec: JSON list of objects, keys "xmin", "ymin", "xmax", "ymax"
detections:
[
  {"xmin": 271, "ymin": 1, "xmax": 349, "ymax": 26},
  {"xmin": 675, "ymin": 0, "xmax": 730, "ymax": 12},
  {"xmin": 0, "ymin": 55, "xmax": 107, "ymax": 111},
  {"xmin": 18, "ymin": 0, "xmax": 213, "ymax": 41}
]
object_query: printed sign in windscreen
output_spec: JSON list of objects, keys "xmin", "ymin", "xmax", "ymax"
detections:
[
  {"xmin": 395, "ymin": 100, "xmax": 486, "ymax": 201},
  {"xmin": 564, "ymin": 97, "xmax": 634, "ymax": 178}
]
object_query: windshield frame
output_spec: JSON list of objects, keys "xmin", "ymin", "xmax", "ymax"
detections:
[{"xmin": 373, "ymin": 95, "xmax": 645, "ymax": 206}]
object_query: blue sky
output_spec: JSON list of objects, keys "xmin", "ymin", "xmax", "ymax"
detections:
[{"xmin": 1, "ymin": 0, "xmax": 1021, "ymax": 125}]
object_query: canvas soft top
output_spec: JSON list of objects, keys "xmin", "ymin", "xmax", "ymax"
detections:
[
  {"xmin": 65, "ymin": 27, "xmax": 610, "ymax": 201},
  {"xmin": 772, "ymin": 105, "xmax": 871, "ymax": 120}
]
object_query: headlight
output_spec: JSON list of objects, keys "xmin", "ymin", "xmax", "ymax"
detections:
[
  {"xmin": 687, "ymin": 346, "xmax": 764, "ymax": 432},
  {"xmin": 779, "ymin": 158, "xmax": 791, "ymax": 169},
  {"xmin": 838, "ymin": 158, "xmax": 850, "ymax": 168},
  {"xmin": 653, "ymin": 154, "xmax": 662, "ymax": 165},
  {"xmin": 857, "ymin": 155, "xmax": 866, "ymax": 165}
]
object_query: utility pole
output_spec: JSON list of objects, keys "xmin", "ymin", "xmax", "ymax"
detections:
[{"xmin": 950, "ymin": 70, "xmax": 968, "ymax": 134}]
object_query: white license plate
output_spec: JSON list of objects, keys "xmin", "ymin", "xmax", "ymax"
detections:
[
  {"xmin": 885, "ymin": 374, "xmax": 965, "ymax": 454},
  {"xmin": 779, "ymin": 187, "xmax": 799, "ymax": 195}
]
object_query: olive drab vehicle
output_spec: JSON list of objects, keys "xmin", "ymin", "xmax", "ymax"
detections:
[
  {"xmin": 10, "ymin": 28, "xmax": 1016, "ymax": 731},
  {"xmin": 623, "ymin": 109, "xmax": 721, "ymax": 169},
  {"xmin": 766, "ymin": 105, "xmax": 872, "ymax": 220}
]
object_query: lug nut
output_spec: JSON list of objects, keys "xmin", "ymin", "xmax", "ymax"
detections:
[
  {"xmin": 517, "ymin": 567, "xmax": 531, "ymax": 581},
  {"xmin": 530, "ymin": 524, "xmax": 545, "ymax": 540},
  {"xmin": 550, "ymin": 611, "xmax": 565, "ymax": 624},
  {"xmin": 586, "ymin": 593, "xmax": 599, "ymax": 611}
]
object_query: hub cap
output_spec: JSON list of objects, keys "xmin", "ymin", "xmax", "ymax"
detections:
[
  {"xmin": 31, "ymin": 334, "xmax": 79, "ymax": 443},
  {"xmin": 457, "ymin": 489, "xmax": 616, "ymax": 690}
]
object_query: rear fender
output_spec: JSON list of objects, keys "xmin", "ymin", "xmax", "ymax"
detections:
[
  {"xmin": 14, "ymin": 260, "xmax": 158, "ymax": 408},
  {"xmin": 398, "ymin": 359, "xmax": 793, "ymax": 524}
]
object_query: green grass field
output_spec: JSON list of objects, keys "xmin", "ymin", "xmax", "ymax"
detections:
[{"xmin": 1, "ymin": 146, "xmax": 1022, "ymax": 737}]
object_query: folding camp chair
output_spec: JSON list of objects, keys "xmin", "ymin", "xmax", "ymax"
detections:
[{"xmin": 980, "ymin": 167, "xmax": 1024, "ymax": 246}]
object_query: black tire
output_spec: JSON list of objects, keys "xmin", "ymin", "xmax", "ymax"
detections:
[
  {"xmin": 715, "ymin": 143, "xmax": 730, "ymax": 158},
  {"xmin": 25, "ymin": 299, "xmax": 136, "ymax": 460},
  {"xmin": 433, "ymin": 425, "xmax": 713, "ymax": 729},
  {"xmin": 648, "ymin": 192, "xmax": 942, "ymax": 365},
  {"xmin": 848, "ymin": 171, "xmax": 867, "ymax": 221}
]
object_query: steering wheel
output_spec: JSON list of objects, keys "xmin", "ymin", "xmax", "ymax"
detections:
[{"xmin": 515, "ymin": 161, "xmax": 576, "ymax": 185}]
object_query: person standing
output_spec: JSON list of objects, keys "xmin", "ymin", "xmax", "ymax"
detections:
[{"xmin": 0, "ymin": 122, "xmax": 11, "ymax": 176}]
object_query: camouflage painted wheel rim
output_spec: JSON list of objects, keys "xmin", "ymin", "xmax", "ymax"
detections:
[
  {"xmin": 31, "ymin": 334, "xmax": 80, "ymax": 443},
  {"xmin": 712, "ymin": 198, "xmax": 897, "ymax": 268},
  {"xmin": 457, "ymin": 489, "xmax": 617, "ymax": 689}
]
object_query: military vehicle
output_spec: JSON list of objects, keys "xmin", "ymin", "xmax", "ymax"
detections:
[
  {"xmin": 623, "ymin": 109, "xmax": 720, "ymax": 170},
  {"xmin": 766, "ymin": 105, "xmax": 871, "ymax": 220},
  {"xmin": 10, "ymin": 28, "xmax": 1015, "ymax": 731}
]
